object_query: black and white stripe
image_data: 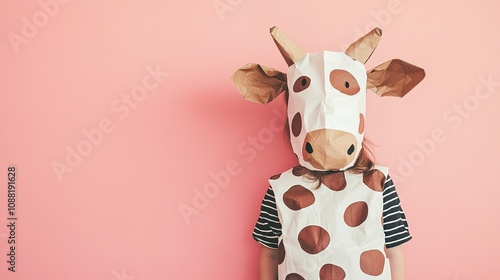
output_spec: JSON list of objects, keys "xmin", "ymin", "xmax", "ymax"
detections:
[
  {"xmin": 252, "ymin": 175, "xmax": 411, "ymax": 249},
  {"xmin": 382, "ymin": 176, "xmax": 412, "ymax": 247},
  {"xmin": 252, "ymin": 188, "xmax": 283, "ymax": 249}
]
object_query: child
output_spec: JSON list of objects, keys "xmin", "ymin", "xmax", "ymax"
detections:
[{"xmin": 231, "ymin": 26, "xmax": 425, "ymax": 280}]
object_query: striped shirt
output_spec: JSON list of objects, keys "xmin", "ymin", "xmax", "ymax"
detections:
[{"xmin": 253, "ymin": 175, "xmax": 411, "ymax": 249}]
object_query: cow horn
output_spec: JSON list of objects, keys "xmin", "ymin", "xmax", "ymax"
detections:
[
  {"xmin": 270, "ymin": 26, "xmax": 307, "ymax": 67},
  {"xmin": 345, "ymin": 28, "xmax": 382, "ymax": 64}
]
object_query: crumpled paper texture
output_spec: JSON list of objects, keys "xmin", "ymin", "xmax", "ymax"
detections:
[
  {"xmin": 345, "ymin": 28, "xmax": 382, "ymax": 64},
  {"xmin": 270, "ymin": 26, "xmax": 307, "ymax": 66},
  {"xmin": 367, "ymin": 59, "xmax": 426, "ymax": 97},
  {"xmin": 230, "ymin": 63, "xmax": 287, "ymax": 104}
]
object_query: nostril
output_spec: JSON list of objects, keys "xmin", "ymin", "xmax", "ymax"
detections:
[
  {"xmin": 305, "ymin": 142, "xmax": 314, "ymax": 154},
  {"xmin": 347, "ymin": 144, "xmax": 355, "ymax": 155}
]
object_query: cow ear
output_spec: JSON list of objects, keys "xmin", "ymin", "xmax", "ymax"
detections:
[
  {"xmin": 367, "ymin": 59, "xmax": 425, "ymax": 97},
  {"xmin": 231, "ymin": 63, "xmax": 287, "ymax": 104}
]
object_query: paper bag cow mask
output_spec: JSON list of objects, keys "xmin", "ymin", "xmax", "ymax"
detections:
[{"xmin": 231, "ymin": 27, "xmax": 425, "ymax": 171}]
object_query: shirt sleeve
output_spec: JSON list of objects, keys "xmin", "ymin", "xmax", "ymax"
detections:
[
  {"xmin": 383, "ymin": 175, "xmax": 412, "ymax": 248},
  {"xmin": 252, "ymin": 186, "xmax": 282, "ymax": 249}
]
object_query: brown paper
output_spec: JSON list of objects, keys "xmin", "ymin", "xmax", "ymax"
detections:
[
  {"xmin": 302, "ymin": 128, "xmax": 357, "ymax": 171},
  {"xmin": 270, "ymin": 26, "xmax": 307, "ymax": 66},
  {"xmin": 366, "ymin": 59, "xmax": 426, "ymax": 97},
  {"xmin": 230, "ymin": 26, "xmax": 426, "ymax": 172},
  {"xmin": 345, "ymin": 28, "xmax": 382, "ymax": 64},
  {"xmin": 230, "ymin": 63, "xmax": 287, "ymax": 104}
]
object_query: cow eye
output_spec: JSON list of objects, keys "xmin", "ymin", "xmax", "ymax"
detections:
[
  {"xmin": 293, "ymin": 76, "xmax": 311, "ymax": 93},
  {"xmin": 330, "ymin": 70, "xmax": 360, "ymax": 95}
]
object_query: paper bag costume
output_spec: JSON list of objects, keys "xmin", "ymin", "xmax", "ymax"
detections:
[{"xmin": 231, "ymin": 27, "xmax": 425, "ymax": 280}]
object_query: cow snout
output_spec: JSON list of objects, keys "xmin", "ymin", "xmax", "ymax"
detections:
[{"xmin": 302, "ymin": 129, "xmax": 358, "ymax": 170}]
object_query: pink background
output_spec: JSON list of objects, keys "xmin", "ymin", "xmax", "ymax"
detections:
[{"xmin": 1, "ymin": 0, "xmax": 499, "ymax": 279}]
